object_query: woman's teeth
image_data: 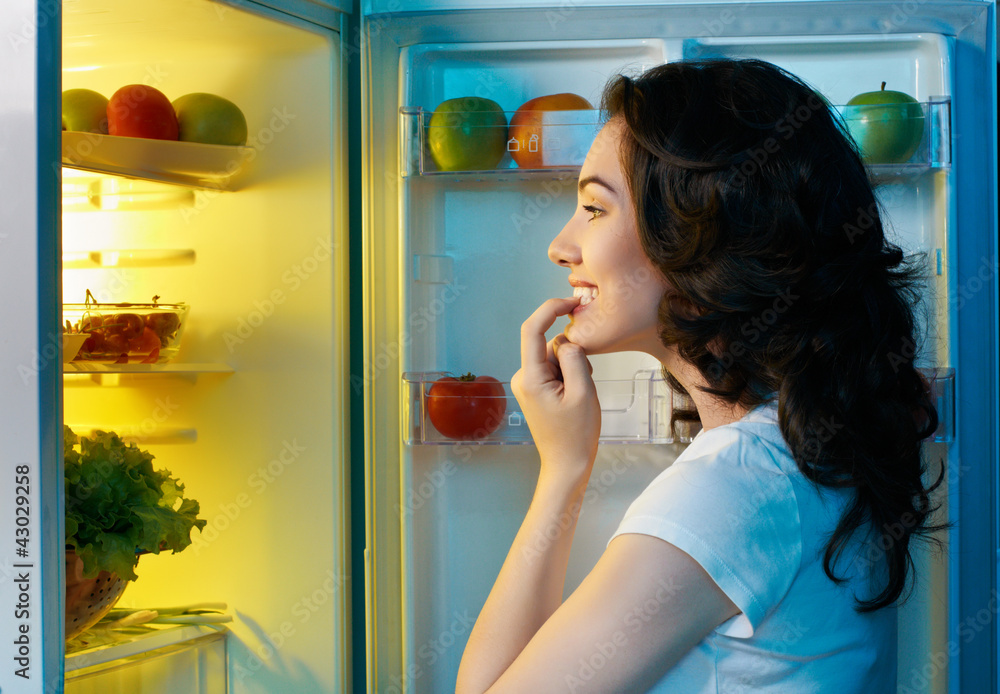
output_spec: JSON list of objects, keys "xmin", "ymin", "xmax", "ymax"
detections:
[{"xmin": 573, "ymin": 286, "xmax": 599, "ymax": 306}]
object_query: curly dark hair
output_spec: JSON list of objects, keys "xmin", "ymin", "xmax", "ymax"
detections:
[{"xmin": 603, "ymin": 58, "xmax": 943, "ymax": 612}]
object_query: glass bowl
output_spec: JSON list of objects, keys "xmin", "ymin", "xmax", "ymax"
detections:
[{"xmin": 63, "ymin": 302, "xmax": 189, "ymax": 364}]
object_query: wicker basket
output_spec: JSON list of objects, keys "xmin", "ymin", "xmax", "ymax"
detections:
[{"xmin": 65, "ymin": 550, "xmax": 130, "ymax": 640}]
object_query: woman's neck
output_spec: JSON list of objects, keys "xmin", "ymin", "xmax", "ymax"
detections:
[{"xmin": 661, "ymin": 349, "xmax": 749, "ymax": 430}]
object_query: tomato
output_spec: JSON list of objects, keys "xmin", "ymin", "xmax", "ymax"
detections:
[
  {"xmin": 426, "ymin": 373, "xmax": 507, "ymax": 440},
  {"xmin": 106, "ymin": 312, "xmax": 145, "ymax": 340},
  {"xmin": 129, "ymin": 327, "xmax": 161, "ymax": 356},
  {"xmin": 107, "ymin": 84, "xmax": 179, "ymax": 140},
  {"xmin": 104, "ymin": 332, "xmax": 130, "ymax": 356}
]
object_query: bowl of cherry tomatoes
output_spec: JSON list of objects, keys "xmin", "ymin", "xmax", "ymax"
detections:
[{"xmin": 64, "ymin": 296, "xmax": 189, "ymax": 364}]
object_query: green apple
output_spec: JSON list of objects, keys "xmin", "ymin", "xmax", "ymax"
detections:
[
  {"xmin": 427, "ymin": 96, "xmax": 508, "ymax": 171},
  {"xmin": 62, "ymin": 89, "xmax": 109, "ymax": 134},
  {"xmin": 843, "ymin": 82, "xmax": 924, "ymax": 164},
  {"xmin": 172, "ymin": 93, "xmax": 248, "ymax": 146}
]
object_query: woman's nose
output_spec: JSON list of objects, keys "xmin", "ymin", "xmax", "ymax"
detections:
[{"xmin": 548, "ymin": 218, "xmax": 582, "ymax": 267}]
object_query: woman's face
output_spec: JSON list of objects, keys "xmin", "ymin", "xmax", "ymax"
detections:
[{"xmin": 548, "ymin": 119, "xmax": 670, "ymax": 358}]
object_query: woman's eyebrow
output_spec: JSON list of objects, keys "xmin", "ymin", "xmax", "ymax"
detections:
[{"xmin": 578, "ymin": 175, "xmax": 618, "ymax": 199}]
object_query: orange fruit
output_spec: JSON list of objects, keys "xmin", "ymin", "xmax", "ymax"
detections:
[{"xmin": 508, "ymin": 93, "xmax": 593, "ymax": 169}]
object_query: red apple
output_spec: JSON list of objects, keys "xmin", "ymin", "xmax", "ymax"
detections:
[
  {"xmin": 508, "ymin": 93, "xmax": 593, "ymax": 169},
  {"xmin": 107, "ymin": 84, "xmax": 179, "ymax": 140}
]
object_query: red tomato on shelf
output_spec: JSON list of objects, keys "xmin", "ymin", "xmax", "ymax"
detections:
[
  {"xmin": 129, "ymin": 327, "xmax": 161, "ymax": 356},
  {"xmin": 107, "ymin": 84, "xmax": 179, "ymax": 140},
  {"xmin": 426, "ymin": 373, "xmax": 507, "ymax": 440}
]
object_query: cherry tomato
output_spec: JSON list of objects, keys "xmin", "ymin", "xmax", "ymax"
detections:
[
  {"xmin": 105, "ymin": 332, "xmax": 130, "ymax": 357},
  {"xmin": 129, "ymin": 327, "xmax": 161, "ymax": 356},
  {"xmin": 106, "ymin": 313, "xmax": 144, "ymax": 340},
  {"xmin": 79, "ymin": 329, "xmax": 106, "ymax": 357},
  {"xmin": 426, "ymin": 373, "xmax": 507, "ymax": 440},
  {"xmin": 145, "ymin": 312, "xmax": 181, "ymax": 346}
]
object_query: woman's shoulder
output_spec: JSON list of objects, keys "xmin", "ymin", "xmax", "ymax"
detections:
[{"xmin": 678, "ymin": 400, "xmax": 794, "ymax": 477}]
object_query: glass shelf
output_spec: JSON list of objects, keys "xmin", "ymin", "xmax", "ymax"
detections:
[
  {"xmin": 63, "ymin": 249, "xmax": 196, "ymax": 269},
  {"xmin": 63, "ymin": 362, "xmax": 234, "ymax": 386},
  {"xmin": 62, "ymin": 425, "xmax": 198, "ymax": 445},
  {"xmin": 402, "ymin": 370, "xmax": 692, "ymax": 445},
  {"xmin": 62, "ymin": 131, "xmax": 251, "ymax": 191},
  {"xmin": 403, "ymin": 367, "xmax": 955, "ymax": 446},
  {"xmin": 65, "ymin": 623, "xmax": 226, "ymax": 692},
  {"xmin": 399, "ymin": 99, "xmax": 950, "ymax": 180}
]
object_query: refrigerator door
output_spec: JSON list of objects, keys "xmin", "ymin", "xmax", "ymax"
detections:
[
  {"xmin": 0, "ymin": 1, "xmax": 63, "ymax": 693},
  {"xmin": 361, "ymin": 3, "xmax": 997, "ymax": 693},
  {"xmin": 2, "ymin": 0, "xmax": 352, "ymax": 692}
]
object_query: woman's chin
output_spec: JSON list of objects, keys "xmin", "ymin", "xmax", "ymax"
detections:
[{"xmin": 563, "ymin": 325, "xmax": 605, "ymax": 355}]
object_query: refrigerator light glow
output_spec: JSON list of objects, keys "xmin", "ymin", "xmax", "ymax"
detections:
[{"xmin": 62, "ymin": 170, "xmax": 195, "ymax": 211}]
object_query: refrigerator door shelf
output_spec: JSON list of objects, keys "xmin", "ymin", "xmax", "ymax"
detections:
[
  {"xmin": 400, "ymin": 99, "xmax": 950, "ymax": 179},
  {"xmin": 924, "ymin": 366, "xmax": 955, "ymax": 444},
  {"xmin": 402, "ymin": 369, "xmax": 694, "ymax": 445},
  {"xmin": 400, "ymin": 106, "xmax": 601, "ymax": 178},
  {"xmin": 838, "ymin": 98, "xmax": 952, "ymax": 176},
  {"xmin": 62, "ymin": 132, "xmax": 253, "ymax": 191},
  {"xmin": 404, "ymin": 368, "xmax": 954, "ymax": 445}
]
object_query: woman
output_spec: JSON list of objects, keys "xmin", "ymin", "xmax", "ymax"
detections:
[{"xmin": 455, "ymin": 59, "xmax": 942, "ymax": 693}]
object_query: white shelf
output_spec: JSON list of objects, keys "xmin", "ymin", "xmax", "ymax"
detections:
[
  {"xmin": 62, "ymin": 132, "xmax": 250, "ymax": 191},
  {"xmin": 403, "ymin": 370, "xmax": 693, "ymax": 445},
  {"xmin": 65, "ymin": 623, "xmax": 225, "ymax": 681}
]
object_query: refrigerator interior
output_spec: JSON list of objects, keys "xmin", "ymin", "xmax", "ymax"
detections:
[
  {"xmin": 60, "ymin": 1, "xmax": 349, "ymax": 692},
  {"xmin": 362, "ymin": 6, "xmax": 974, "ymax": 693}
]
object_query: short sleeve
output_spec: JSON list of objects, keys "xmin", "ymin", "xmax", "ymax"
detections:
[{"xmin": 610, "ymin": 425, "xmax": 802, "ymax": 638}]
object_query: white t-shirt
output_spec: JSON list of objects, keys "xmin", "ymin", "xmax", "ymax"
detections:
[{"xmin": 610, "ymin": 401, "xmax": 896, "ymax": 693}]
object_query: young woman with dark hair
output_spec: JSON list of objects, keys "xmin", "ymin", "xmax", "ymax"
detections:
[{"xmin": 456, "ymin": 59, "xmax": 943, "ymax": 693}]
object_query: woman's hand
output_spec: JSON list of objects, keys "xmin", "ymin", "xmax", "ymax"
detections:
[{"xmin": 511, "ymin": 297, "xmax": 601, "ymax": 483}]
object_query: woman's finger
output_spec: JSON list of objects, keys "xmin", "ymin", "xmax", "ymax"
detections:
[
  {"xmin": 552, "ymin": 334, "xmax": 592, "ymax": 371},
  {"xmin": 553, "ymin": 336, "xmax": 596, "ymax": 394},
  {"xmin": 520, "ymin": 297, "xmax": 580, "ymax": 379}
]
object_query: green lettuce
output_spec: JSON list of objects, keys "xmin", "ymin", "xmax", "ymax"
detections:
[{"xmin": 64, "ymin": 426, "xmax": 207, "ymax": 581}]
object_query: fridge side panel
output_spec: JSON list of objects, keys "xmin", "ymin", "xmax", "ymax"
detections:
[
  {"xmin": 0, "ymin": 1, "xmax": 64, "ymax": 693},
  {"xmin": 950, "ymin": 6, "xmax": 998, "ymax": 694},
  {"xmin": 361, "ymin": 15, "xmax": 408, "ymax": 693}
]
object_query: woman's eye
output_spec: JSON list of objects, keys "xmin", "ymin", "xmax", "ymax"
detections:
[{"xmin": 582, "ymin": 204, "xmax": 604, "ymax": 221}]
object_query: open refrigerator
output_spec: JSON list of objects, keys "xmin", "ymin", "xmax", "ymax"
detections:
[{"xmin": 0, "ymin": 1, "xmax": 997, "ymax": 694}]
